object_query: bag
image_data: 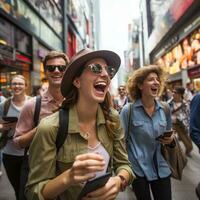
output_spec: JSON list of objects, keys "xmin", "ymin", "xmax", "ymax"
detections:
[
  {"xmin": 0, "ymin": 98, "xmax": 12, "ymax": 149},
  {"xmin": 161, "ymin": 137, "xmax": 187, "ymax": 180}
]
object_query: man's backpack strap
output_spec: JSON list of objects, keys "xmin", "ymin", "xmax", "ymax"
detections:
[
  {"xmin": 34, "ymin": 95, "xmax": 42, "ymax": 126},
  {"xmin": 56, "ymin": 108, "xmax": 69, "ymax": 153},
  {"xmin": 3, "ymin": 98, "xmax": 12, "ymax": 116}
]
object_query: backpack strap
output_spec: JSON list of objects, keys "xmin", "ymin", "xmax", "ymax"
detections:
[
  {"xmin": 34, "ymin": 95, "xmax": 42, "ymax": 126},
  {"xmin": 126, "ymin": 102, "xmax": 134, "ymax": 144},
  {"xmin": 56, "ymin": 108, "xmax": 69, "ymax": 153},
  {"xmin": 3, "ymin": 98, "xmax": 12, "ymax": 116}
]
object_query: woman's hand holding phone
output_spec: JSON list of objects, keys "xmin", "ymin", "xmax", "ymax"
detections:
[
  {"xmin": 156, "ymin": 130, "xmax": 175, "ymax": 145},
  {"xmin": 81, "ymin": 176, "xmax": 121, "ymax": 200}
]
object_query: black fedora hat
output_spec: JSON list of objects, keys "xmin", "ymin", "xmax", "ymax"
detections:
[{"xmin": 61, "ymin": 48, "xmax": 121, "ymax": 97}]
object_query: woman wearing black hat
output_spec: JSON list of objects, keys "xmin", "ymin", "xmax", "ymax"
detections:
[{"xmin": 25, "ymin": 48, "xmax": 134, "ymax": 200}]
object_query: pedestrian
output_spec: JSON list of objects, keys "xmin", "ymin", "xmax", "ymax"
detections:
[
  {"xmin": 0, "ymin": 75, "xmax": 30, "ymax": 200},
  {"xmin": 0, "ymin": 90, "xmax": 6, "ymax": 177},
  {"xmin": 120, "ymin": 65, "xmax": 175, "ymax": 200},
  {"xmin": 171, "ymin": 86, "xmax": 193, "ymax": 157},
  {"xmin": 13, "ymin": 51, "xmax": 69, "ymax": 200},
  {"xmin": 25, "ymin": 48, "xmax": 134, "ymax": 200},
  {"xmin": 113, "ymin": 85, "xmax": 130, "ymax": 113},
  {"xmin": 189, "ymin": 92, "xmax": 200, "ymax": 199}
]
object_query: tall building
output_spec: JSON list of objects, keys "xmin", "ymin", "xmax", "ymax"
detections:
[
  {"xmin": 0, "ymin": 0, "xmax": 98, "ymax": 94},
  {"xmin": 140, "ymin": 0, "xmax": 200, "ymax": 89}
]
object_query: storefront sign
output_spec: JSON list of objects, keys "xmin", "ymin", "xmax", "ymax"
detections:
[
  {"xmin": 188, "ymin": 65, "xmax": 200, "ymax": 78},
  {"xmin": 0, "ymin": 44, "xmax": 15, "ymax": 61}
]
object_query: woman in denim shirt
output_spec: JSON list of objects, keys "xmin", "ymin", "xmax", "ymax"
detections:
[{"xmin": 120, "ymin": 65, "xmax": 174, "ymax": 200}]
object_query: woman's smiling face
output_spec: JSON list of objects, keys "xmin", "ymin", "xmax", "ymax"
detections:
[
  {"xmin": 139, "ymin": 72, "xmax": 160, "ymax": 99},
  {"xmin": 73, "ymin": 58, "xmax": 111, "ymax": 104}
]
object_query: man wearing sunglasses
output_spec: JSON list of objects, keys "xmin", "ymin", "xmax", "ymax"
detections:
[
  {"xmin": 113, "ymin": 85, "xmax": 130, "ymax": 113},
  {"xmin": 13, "ymin": 51, "xmax": 69, "ymax": 200}
]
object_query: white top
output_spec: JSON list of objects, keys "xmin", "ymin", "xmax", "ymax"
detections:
[{"xmin": 88, "ymin": 142, "xmax": 110, "ymax": 178}]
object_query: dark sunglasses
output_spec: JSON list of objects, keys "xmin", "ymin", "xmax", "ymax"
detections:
[
  {"xmin": 87, "ymin": 63, "xmax": 116, "ymax": 78},
  {"xmin": 45, "ymin": 65, "xmax": 66, "ymax": 72}
]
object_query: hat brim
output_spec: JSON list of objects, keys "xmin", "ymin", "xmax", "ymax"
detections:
[{"xmin": 61, "ymin": 50, "xmax": 121, "ymax": 97}]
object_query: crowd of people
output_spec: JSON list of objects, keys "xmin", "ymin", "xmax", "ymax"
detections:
[{"xmin": 0, "ymin": 48, "xmax": 199, "ymax": 200}]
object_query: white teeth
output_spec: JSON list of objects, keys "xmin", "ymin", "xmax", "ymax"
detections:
[{"xmin": 95, "ymin": 82, "xmax": 106, "ymax": 86}]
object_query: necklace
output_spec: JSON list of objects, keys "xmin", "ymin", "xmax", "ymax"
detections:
[{"xmin": 78, "ymin": 123, "xmax": 95, "ymax": 140}]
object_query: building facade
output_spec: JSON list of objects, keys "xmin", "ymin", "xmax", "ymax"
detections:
[
  {"xmin": 0, "ymin": 0, "xmax": 97, "ymax": 95},
  {"xmin": 140, "ymin": 0, "xmax": 200, "ymax": 90}
]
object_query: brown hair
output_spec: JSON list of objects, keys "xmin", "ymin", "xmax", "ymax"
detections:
[
  {"xmin": 127, "ymin": 65, "xmax": 166, "ymax": 101},
  {"xmin": 43, "ymin": 51, "xmax": 69, "ymax": 68}
]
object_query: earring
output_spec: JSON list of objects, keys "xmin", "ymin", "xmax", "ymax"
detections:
[{"xmin": 73, "ymin": 79, "xmax": 80, "ymax": 88}]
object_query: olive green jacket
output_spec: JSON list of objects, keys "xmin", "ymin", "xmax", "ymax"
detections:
[{"xmin": 26, "ymin": 105, "xmax": 134, "ymax": 200}]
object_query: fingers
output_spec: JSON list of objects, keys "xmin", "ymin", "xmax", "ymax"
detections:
[
  {"xmin": 82, "ymin": 177, "xmax": 119, "ymax": 200},
  {"xmin": 69, "ymin": 153, "xmax": 106, "ymax": 184}
]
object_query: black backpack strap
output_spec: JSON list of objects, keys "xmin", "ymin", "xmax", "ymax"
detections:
[
  {"xmin": 34, "ymin": 95, "xmax": 42, "ymax": 126},
  {"xmin": 3, "ymin": 98, "xmax": 11, "ymax": 116},
  {"xmin": 56, "ymin": 108, "xmax": 69, "ymax": 153}
]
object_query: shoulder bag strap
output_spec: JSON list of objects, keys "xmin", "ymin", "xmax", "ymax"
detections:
[
  {"xmin": 3, "ymin": 98, "xmax": 11, "ymax": 116},
  {"xmin": 56, "ymin": 108, "xmax": 69, "ymax": 153},
  {"xmin": 33, "ymin": 95, "xmax": 42, "ymax": 126}
]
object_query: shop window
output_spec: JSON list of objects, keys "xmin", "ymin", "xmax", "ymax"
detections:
[
  {"xmin": 15, "ymin": 28, "xmax": 31, "ymax": 54},
  {"xmin": 0, "ymin": 18, "xmax": 14, "ymax": 46}
]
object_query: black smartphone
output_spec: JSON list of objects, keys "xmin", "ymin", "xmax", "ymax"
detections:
[
  {"xmin": 156, "ymin": 130, "xmax": 173, "ymax": 140},
  {"xmin": 77, "ymin": 172, "xmax": 112, "ymax": 200},
  {"xmin": 2, "ymin": 116, "xmax": 18, "ymax": 123}
]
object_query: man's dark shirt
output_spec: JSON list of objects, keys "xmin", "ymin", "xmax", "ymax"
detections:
[{"xmin": 190, "ymin": 92, "xmax": 200, "ymax": 149}]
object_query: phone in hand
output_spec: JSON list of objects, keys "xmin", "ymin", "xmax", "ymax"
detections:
[
  {"xmin": 2, "ymin": 116, "xmax": 18, "ymax": 123},
  {"xmin": 77, "ymin": 172, "xmax": 111, "ymax": 200},
  {"xmin": 156, "ymin": 130, "xmax": 173, "ymax": 140}
]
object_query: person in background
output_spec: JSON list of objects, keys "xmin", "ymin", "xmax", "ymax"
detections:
[
  {"xmin": 184, "ymin": 82, "xmax": 195, "ymax": 103},
  {"xmin": 0, "ymin": 75, "xmax": 30, "ymax": 200},
  {"xmin": 113, "ymin": 85, "xmax": 130, "ymax": 113},
  {"xmin": 171, "ymin": 86, "xmax": 193, "ymax": 157},
  {"xmin": 26, "ymin": 48, "xmax": 134, "ymax": 200},
  {"xmin": 0, "ymin": 90, "xmax": 6, "ymax": 177},
  {"xmin": 120, "ymin": 65, "xmax": 174, "ymax": 200},
  {"xmin": 190, "ymin": 92, "xmax": 200, "ymax": 199},
  {"xmin": 13, "ymin": 51, "xmax": 69, "ymax": 200}
]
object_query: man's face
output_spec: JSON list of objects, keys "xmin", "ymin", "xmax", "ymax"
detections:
[
  {"xmin": 118, "ymin": 86, "xmax": 126, "ymax": 97},
  {"xmin": 45, "ymin": 57, "xmax": 66, "ymax": 88}
]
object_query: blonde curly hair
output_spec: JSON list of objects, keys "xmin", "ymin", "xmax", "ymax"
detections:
[{"xmin": 127, "ymin": 65, "xmax": 167, "ymax": 101}]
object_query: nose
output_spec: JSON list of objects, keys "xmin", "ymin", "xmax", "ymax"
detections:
[
  {"xmin": 100, "ymin": 66, "xmax": 109, "ymax": 77},
  {"xmin": 154, "ymin": 78, "xmax": 160, "ymax": 85}
]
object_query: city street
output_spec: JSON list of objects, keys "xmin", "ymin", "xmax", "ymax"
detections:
[
  {"xmin": 0, "ymin": 143, "xmax": 199, "ymax": 200},
  {"xmin": 117, "ymin": 143, "xmax": 200, "ymax": 200}
]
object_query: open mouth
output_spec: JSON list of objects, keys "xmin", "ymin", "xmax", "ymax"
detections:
[
  {"xmin": 94, "ymin": 82, "xmax": 107, "ymax": 93},
  {"xmin": 151, "ymin": 88, "xmax": 158, "ymax": 93}
]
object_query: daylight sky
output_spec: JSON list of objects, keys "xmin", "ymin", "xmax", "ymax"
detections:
[{"xmin": 99, "ymin": 0, "xmax": 140, "ymax": 89}]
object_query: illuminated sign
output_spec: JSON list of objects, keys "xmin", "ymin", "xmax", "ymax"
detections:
[{"xmin": 0, "ymin": 44, "xmax": 15, "ymax": 61}]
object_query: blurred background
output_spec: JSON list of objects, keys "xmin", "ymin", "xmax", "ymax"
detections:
[{"xmin": 0, "ymin": 0, "xmax": 199, "ymax": 96}]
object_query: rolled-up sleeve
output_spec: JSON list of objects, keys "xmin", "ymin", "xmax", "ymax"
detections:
[{"xmin": 26, "ymin": 115, "xmax": 58, "ymax": 200}]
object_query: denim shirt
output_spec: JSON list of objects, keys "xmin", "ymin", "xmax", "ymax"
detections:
[{"xmin": 120, "ymin": 99, "xmax": 172, "ymax": 181}]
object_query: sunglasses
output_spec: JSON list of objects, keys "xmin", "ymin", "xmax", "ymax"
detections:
[
  {"xmin": 87, "ymin": 63, "xmax": 116, "ymax": 78},
  {"xmin": 45, "ymin": 65, "xmax": 66, "ymax": 72}
]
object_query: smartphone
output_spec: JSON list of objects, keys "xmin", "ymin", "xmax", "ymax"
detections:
[
  {"xmin": 156, "ymin": 130, "xmax": 173, "ymax": 140},
  {"xmin": 77, "ymin": 172, "xmax": 112, "ymax": 200},
  {"xmin": 2, "ymin": 116, "xmax": 18, "ymax": 123}
]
